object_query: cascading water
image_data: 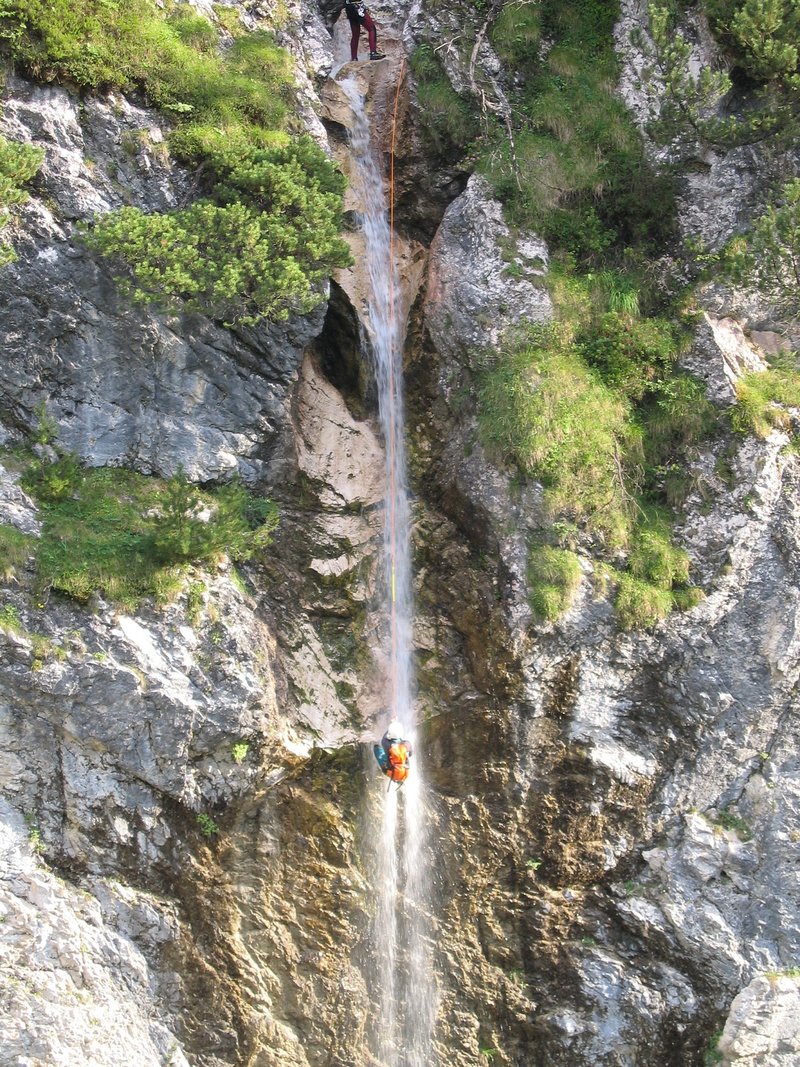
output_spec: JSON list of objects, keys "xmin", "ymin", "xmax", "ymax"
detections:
[{"xmin": 338, "ymin": 74, "xmax": 437, "ymax": 1064}]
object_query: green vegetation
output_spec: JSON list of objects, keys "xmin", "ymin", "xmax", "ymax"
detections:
[
  {"xmin": 645, "ymin": 3, "xmax": 742, "ymax": 150},
  {"xmin": 477, "ymin": 264, "xmax": 712, "ymax": 628},
  {"xmin": 453, "ymin": 0, "xmax": 748, "ymax": 630},
  {"xmin": 409, "ymin": 44, "xmax": 479, "ymax": 158},
  {"xmin": 527, "ymin": 544, "xmax": 581, "ymax": 621},
  {"xmin": 612, "ymin": 506, "xmax": 702, "ymax": 628},
  {"xmin": 0, "ymin": 601, "xmax": 66, "ymax": 668},
  {"xmin": 0, "ymin": 602, "xmax": 23, "ymax": 632},
  {"xmin": 765, "ymin": 966, "xmax": 800, "ymax": 979},
  {"xmin": 23, "ymin": 813, "xmax": 46, "ymax": 855},
  {"xmin": 640, "ymin": 373, "xmax": 720, "ymax": 507},
  {"xmin": 645, "ymin": 3, "xmax": 800, "ymax": 342},
  {"xmin": 708, "ymin": 0, "xmax": 800, "ymax": 85},
  {"xmin": 231, "ymin": 741, "xmax": 249, "ymax": 764},
  {"xmin": 196, "ymin": 812, "xmax": 219, "ymax": 837},
  {"xmin": 483, "ymin": 0, "xmax": 676, "ymax": 260},
  {"xmin": 479, "ymin": 325, "xmax": 637, "ymax": 547},
  {"xmin": 1, "ymin": 1, "xmax": 351, "ymax": 324},
  {"xmin": 0, "ymin": 524, "xmax": 34, "ymax": 580},
  {"xmin": 713, "ymin": 807, "xmax": 753, "ymax": 840},
  {"xmin": 723, "ymin": 180, "xmax": 800, "ymax": 323},
  {"xmin": 1, "ymin": 1, "xmax": 290, "ymax": 125},
  {"xmin": 614, "ymin": 574, "xmax": 674, "ymax": 630},
  {"xmin": 186, "ymin": 580, "xmax": 206, "ymax": 626},
  {"xmin": 647, "ymin": 0, "xmax": 800, "ymax": 151},
  {"xmin": 85, "ymin": 138, "xmax": 351, "ymax": 324},
  {"xmin": 703, "ymin": 1029, "xmax": 724, "ymax": 1066},
  {"xmin": 15, "ymin": 451, "xmax": 278, "ymax": 609},
  {"xmin": 0, "ymin": 131, "xmax": 44, "ymax": 264},
  {"xmin": 731, "ymin": 356, "xmax": 800, "ymax": 437}
]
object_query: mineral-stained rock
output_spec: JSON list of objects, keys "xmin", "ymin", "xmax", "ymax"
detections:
[{"xmin": 2, "ymin": 2, "xmax": 800, "ymax": 1064}]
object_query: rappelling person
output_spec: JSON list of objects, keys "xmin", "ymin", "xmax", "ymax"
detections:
[
  {"xmin": 373, "ymin": 718, "xmax": 413, "ymax": 784},
  {"xmin": 344, "ymin": 1, "xmax": 385, "ymax": 61}
]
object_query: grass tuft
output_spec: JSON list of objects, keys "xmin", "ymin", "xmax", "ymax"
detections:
[
  {"xmin": 731, "ymin": 356, "xmax": 800, "ymax": 438},
  {"xmin": 478, "ymin": 325, "xmax": 639, "ymax": 547},
  {"xmin": 0, "ymin": 524, "xmax": 34, "ymax": 580},
  {"xmin": 527, "ymin": 544, "xmax": 582, "ymax": 620}
]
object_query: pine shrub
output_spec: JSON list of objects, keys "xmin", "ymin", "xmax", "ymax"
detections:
[
  {"xmin": 19, "ymin": 456, "xmax": 279, "ymax": 609},
  {"xmin": 2, "ymin": 0, "xmax": 351, "ymax": 324},
  {"xmin": 0, "ymin": 132, "xmax": 44, "ymax": 263}
]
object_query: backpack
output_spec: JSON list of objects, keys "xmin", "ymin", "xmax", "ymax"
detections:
[
  {"xmin": 345, "ymin": 1, "xmax": 366, "ymax": 20},
  {"xmin": 387, "ymin": 741, "xmax": 409, "ymax": 782}
]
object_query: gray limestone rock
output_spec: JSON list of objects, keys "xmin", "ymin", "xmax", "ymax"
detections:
[
  {"xmin": 0, "ymin": 799, "xmax": 189, "ymax": 1067},
  {"xmin": 718, "ymin": 974, "xmax": 800, "ymax": 1067},
  {"xmin": 425, "ymin": 173, "xmax": 552, "ymax": 365},
  {"xmin": 0, "ymin": 77, "xmax": 325, "ymax": 484},
  {"xmin": 2, "ymin": 2, "xmax": 800, "ymax": 1064},
  {"xmin": 683, "ymin": 312, "xmax": 769, "ymax": 406}
]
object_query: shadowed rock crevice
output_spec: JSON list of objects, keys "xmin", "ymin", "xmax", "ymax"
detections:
[{"xmin": 312, "ymin": 278, "xmax": 374, "ymax": 419}]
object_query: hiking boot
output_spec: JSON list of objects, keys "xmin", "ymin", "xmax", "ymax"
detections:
[{"xmin": 369, "ymin": 51, "xmax": 386, "ymax": 60}]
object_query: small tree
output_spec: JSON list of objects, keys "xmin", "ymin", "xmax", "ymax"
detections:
[
  {"xmin": 724, "ymin": 179, "xmax": 800, "ymax": 320},
  {"xmin": 0, "ymin": 133, "xmax": 44, "ymax": 264}
]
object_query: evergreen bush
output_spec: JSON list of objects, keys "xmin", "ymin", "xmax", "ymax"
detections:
[
  {"xmin": 0, "ymin": 132, "xmax": 44, "ymax": 264},
  {"xmin": 85, "ymin": 144, "xmax": 352, "ymax": 325},
  {"xmin": 18, "ymin": 456, "xmax": 279, "ymax": 609},
  {"xmin": 2, "ymin": 0, "xmax": 351, "ymax": 324},
  {"xmin": 722, "ymin": 179, "xmax": 800, "ymax": 322}
]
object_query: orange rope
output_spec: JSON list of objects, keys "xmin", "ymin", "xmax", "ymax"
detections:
[{"xmin": 387, "ymin": 59, "xmax": 406, "ymax": 716}]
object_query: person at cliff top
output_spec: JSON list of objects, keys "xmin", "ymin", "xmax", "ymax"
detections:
[
  {"xmin": 373, "ymin": 718, "xmax": 413, "ymax": 784},
  {"xmin": 344, "ymin": 1, "xmax": 385, "ymax": 62}
]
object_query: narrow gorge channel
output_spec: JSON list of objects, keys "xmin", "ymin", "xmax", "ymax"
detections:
[{"xmin": 338, "ymin": 71, "xmax": 436, "ymax": 1064}]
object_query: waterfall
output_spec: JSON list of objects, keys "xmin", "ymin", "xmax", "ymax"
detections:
[{"xmin": 338, "ymin": 74, "xmax": 437, "ymax": 1065}]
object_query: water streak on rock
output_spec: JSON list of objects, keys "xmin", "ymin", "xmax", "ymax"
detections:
[{"xmin": 339, "ymin": 72, "xmax": 437, "ymax": 1065}]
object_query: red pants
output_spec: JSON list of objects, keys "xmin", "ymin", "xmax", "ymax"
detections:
[{"xmin": 349, "ymin": 13, "xmax": 377, "ymax": 59}]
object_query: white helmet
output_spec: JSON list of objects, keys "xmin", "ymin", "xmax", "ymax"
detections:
[{"xmin": 386, "ymin": 718, "xmax": 404, "ymax": 738}]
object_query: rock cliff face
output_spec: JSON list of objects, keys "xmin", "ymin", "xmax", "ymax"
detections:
[{"xmin": 1, "ymin": 2, "xmax": 800, "ymax": 1066}]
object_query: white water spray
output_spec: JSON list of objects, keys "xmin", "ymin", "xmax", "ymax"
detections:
[{"xmin": 339, "ymin": 74, "xmax": 437, "ymax": 1065}]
